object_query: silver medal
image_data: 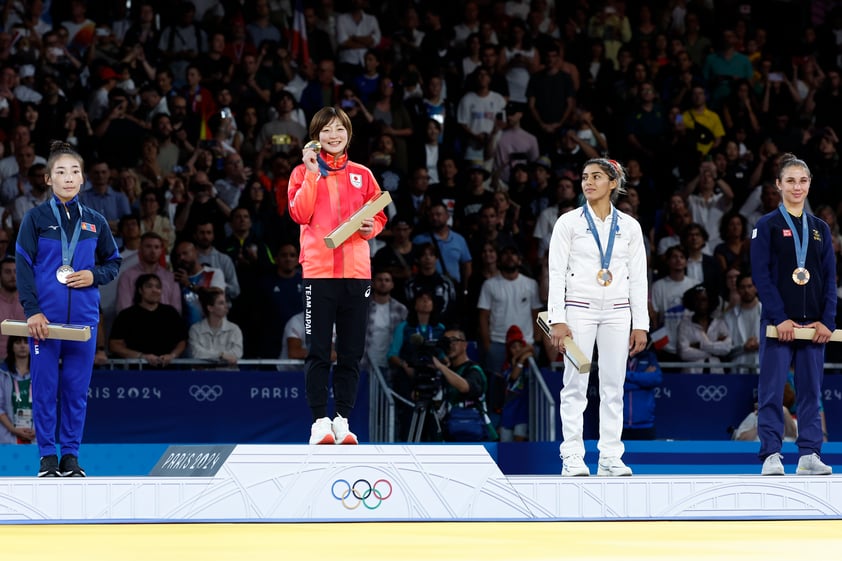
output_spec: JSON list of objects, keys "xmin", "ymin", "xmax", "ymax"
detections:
[{"xmin": 56, "ymin": 265, "xmax": 74, "ymax": 284}]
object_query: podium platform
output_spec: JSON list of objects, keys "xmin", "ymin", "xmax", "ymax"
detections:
[{"xmin": 1, "ymin": 444, "xmax": 841, "ymax": 523}]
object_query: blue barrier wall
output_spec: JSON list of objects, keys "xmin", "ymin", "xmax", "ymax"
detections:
[
  {"xmin": 84, "ymin": 369, "xmax": 370, "ymax": 443},
  {"xmin": 544, "ymin": 370, "xmax": 842, "ymax": 440},
  {"xmin": 77, "ymin": 369, "xmax": 842, "ymax": 443}
]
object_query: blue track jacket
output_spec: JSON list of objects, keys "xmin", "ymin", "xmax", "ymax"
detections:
[
  {"xmin": 750, "ymin": 208, "xmax": 836, "ymax": 329},
  {"xmin": 15, "ymin": 195, "xmax": 121, "ymax": 325}
]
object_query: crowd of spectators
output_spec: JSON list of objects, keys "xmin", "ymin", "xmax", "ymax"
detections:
[{"xmin": 0, "ymin": 0, "xmax": 840, "ymax": 381}]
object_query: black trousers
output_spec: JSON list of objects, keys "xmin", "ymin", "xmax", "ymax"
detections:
[{"xmin": 303, "ymin": 278, "xmax": 370, "ymax": 420}]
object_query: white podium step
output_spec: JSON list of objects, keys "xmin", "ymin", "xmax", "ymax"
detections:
[{"xmin": 1, "ymin": 445, "xmax": 841, "ymax": 522}]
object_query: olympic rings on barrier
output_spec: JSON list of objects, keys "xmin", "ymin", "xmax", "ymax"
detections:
[
  {"xmin": 696, "ymin": 384, "xmax": 728, "ymax": 402},
  {"xmin": 331, "ymin": 478, "xmax": 393, "ymax": 510},
  {"xmin": 189, "ymin": 384, "xmax": 224, "ymax": 401}
]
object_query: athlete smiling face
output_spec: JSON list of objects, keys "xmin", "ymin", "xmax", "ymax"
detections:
[
  {"xmin": 776, "ymin": 160, "xmax": 811, "ymax": 214},
  {"xmin": 318, "ymin": 117, "xmax": 349, "ymax": 156}
]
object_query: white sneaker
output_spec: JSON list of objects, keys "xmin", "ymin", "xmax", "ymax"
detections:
[
  {"xmin": 561, "ymin": 455, "xmax": 590, "ymax": 477},
  {"xmin": 597, "ymin": 457, "xmax": 632, "ymax": 476},
  {"xmin": 332, "ymin": 414, "xmax": 358, "ymax": 445},
  {"xmin": 761, "ymin": 452, "xmax": 785, "ymax": 476},
  {"xmin": 309, "ymin": 417, "xmax": 335, "ymax": 445},
  {"xmin": 796, "ymin": 453, "xmax": 832, "ymax": 475}
]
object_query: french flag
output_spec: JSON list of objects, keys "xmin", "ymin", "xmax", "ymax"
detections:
[
  {"xmin": 650, "ymin": 326, "xmax": 669, "ymax": 351},
  {"xmin": 289, "ymin": 0, "xmax": 310, "ymax": 65}
]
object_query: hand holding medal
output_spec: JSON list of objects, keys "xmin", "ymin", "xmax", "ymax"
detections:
[
  {"xmin": 302, "ymin": 140, "xmax": 321, "ymax": 175},
  {"xmin": 56, "ymin": 265, "xmax": 74, "ymax": 284},
  {"xmin": 60, "ymin": 268, "xmax": 94, "ymax": 288}
]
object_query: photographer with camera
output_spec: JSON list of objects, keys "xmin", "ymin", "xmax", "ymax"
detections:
[
  {"xmin": 431, "ymin": 329, "xmax": 496, "ymax": 442},
  {"xmin": 387, "ymin": 290, "xmax": 446, "ymax": 441}
]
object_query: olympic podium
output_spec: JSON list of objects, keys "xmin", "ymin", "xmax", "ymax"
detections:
[{"xmin": 2, "ymin": 444, "xmax": 842, "ymax": 523}]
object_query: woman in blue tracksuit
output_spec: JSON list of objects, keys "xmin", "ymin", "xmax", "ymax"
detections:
[
  {"xmin": 15, "ymin": 141, "xmax": 121, "ymax": 477},
  {"xmin": 750, "ymin": 153, "xmax": 835, "ymax": 476},
  {"xmin": 622, "ymin": 349, "xmax": 662, "ymax": 440}
]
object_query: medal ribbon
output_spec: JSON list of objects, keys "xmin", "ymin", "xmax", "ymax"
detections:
[
  {"xmin": 316, "ymin": 154, "xmax": 348, "ymax": 178},
  {"xmin": 583, "ymin": 204, "xmax": 618, "ymax": 274},
  {"xmin": 778, "ymin": 204, "xmax": 808, "ymax": 271},
  {"xmin": 49, "ymin": 197, "xmax": 83, "ymax": 268}
]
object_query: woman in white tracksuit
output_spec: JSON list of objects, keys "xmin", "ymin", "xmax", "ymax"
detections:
[{"xmin": 548, "ymin": 158, "xmax": 649, "ymax": 477}]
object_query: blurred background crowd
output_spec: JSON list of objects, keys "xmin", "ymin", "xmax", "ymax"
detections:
[{"xmin": 0, "ymin": 0, "xmax": 839, "ymax": 382}]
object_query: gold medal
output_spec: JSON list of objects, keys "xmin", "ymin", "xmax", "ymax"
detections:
[
  {"xmin": 597, "ymin": 269, "xmax": 613, "ymax": 286},
  {"xmin": 303, "ymin": 140, "xmax": 321, "ymax": 152},
  {"xmin": 792, "ymin": 267, "xmax": 810, "ymax": 285}
]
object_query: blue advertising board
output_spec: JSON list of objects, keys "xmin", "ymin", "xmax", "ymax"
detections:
[
  {"xmin": 82, "ymin": 369, "xmax": 842, "ymax": 442},
  {"xmin": 85, "ymin": 369, "xmax": 369, "ymax": 443}
]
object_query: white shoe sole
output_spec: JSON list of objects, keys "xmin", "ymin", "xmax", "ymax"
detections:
[
  {"xmin": 597, "ymin": 468, "xmax": 632, "ymax": 476},
  {"xmin": 796, "ymin": 468, "xmax": 832, "ymax": 475}
]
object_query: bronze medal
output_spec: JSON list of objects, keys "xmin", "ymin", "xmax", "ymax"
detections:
[
  {"xmin": 792, "ymin": 267, "xmax": 810, "ymax": 285},
  {"xmin": 596, "ymin": 269, "xmax": 613, "ymax": 286}
]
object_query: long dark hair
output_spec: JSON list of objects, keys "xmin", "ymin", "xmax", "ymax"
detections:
[{"xmin": 4, "ymin": 336, "xmax": 29, "ymax": 373}]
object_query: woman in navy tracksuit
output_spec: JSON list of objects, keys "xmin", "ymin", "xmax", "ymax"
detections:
[
  {"xmin": 16, "ymin": 142, "xmax": 120, "ymax": 477},
  {"xmin": 622, "ymin": 349, "xmax": 662, "ymax": 440},
  {"xmin": 750, "ymin": 153, "xmax": 835, "ymax": 476}
]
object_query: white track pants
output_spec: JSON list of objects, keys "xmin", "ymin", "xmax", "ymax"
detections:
[{"xmin": 558, "ymin": 304, "xmax": 631, "ymax": 460}]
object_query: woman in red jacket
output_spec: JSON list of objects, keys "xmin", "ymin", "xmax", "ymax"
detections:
[{"xmin": 288, "ymin": 106, "xmax": 387, "ymax": 445}]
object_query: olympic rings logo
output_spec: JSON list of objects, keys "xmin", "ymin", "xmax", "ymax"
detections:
[
  {"xmin": 331, "ymin": 478, "xmax": 393, "ymax": 510},
  {"xmin": 189, "ymin": 384, "xmax": 223, "ymax": 402},
  {"xmin": 696, "ymin": 384, "xmax": 728, "ymax": 402}
]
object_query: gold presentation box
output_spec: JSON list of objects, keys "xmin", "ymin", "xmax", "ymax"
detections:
[
  {"xmin": 765, "ymin": 325, "xmax": 842, "ymax": 342},
  {"xmin": 1, "ymin": 319, "xmax": 92, "ymax": 342},
  {"xmin": 324, "ymin": 191, "xmax": 392, "ymax": 249},
  {"xmin": 537, "ymin": 312, "xmax": 591, "ymax": 373}
]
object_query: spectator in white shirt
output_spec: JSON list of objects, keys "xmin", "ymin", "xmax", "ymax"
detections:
[
  {"xmin": 723, "ymin": 272, "xmax": 761, "ymax": 373},
  {"xmin": 188, "ymin": 287, "xmax": 243, "ymax": 366},
  {"xmin": 477, "ymin": 243, "xmax": 542, "ymax": 375},
  {"xmin": 335, "ymin": 0, "xmax": 381, "ymax": 80}
]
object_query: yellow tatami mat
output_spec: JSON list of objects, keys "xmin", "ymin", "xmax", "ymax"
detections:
[{"xmin": 3, "ymin": 520, "xmax": 842, "ymax": 561}]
